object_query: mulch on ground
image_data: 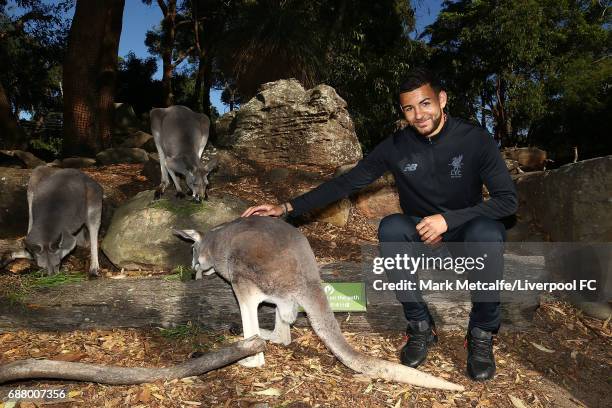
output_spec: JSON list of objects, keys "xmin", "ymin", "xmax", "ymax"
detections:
[{"xmin": 1, "ymin": 163, "xmax": 610, "ymax": 407}]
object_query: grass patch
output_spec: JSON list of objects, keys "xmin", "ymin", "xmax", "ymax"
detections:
[
  {"xmin": 31, "ymin": 270, "xmax": 86, "ymax": 288},
  {"xmin": 164, "ymin": 265, "xmax": 193, "ymax": 281},
  {"xmin": 157, "ymin": 322, "xmax": 225, "ymax": 352},
  {"xmin": 1, "ymin": 270, "xmax": 86, "ymax": 306},
  {"xmin": 148, "ymin": 198, "xmax": 208, "ymax": 216},
  {"xmin": 158, "ymin": 322, "xmax": 202, "ymax": 340}
]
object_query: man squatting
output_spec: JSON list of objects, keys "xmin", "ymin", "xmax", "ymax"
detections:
[{"xmin": 242, "ymin": 68, "xmax": 518, "ymax": 382}]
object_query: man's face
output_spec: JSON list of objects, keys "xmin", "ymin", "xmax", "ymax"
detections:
[{"xmin": 399, "ymin": 84, "xmax": 447, "ymax": 137}]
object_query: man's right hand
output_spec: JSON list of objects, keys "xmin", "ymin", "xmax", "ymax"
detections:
[{"xmin": 241, "ymin": 203, "xmax": 289, "ymax": 217}]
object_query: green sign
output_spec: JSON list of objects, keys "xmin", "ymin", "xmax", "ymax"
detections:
[{"xmin": 299, "ymin": 282, "xmax": 367, "ymax": 312}]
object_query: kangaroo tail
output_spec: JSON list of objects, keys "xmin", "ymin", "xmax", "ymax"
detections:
[{"xmin": 296, "ymin": 282, "xmax": 464, "ymax": 391}]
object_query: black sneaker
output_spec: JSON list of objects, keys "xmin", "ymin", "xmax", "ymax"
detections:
[
  {"xmin": 465, "ymin": 327, "xmax": 496, "ymax": 381},
  {"xmin": 400, "ymin": 320, "xmax": 438, "ymax": 368}
]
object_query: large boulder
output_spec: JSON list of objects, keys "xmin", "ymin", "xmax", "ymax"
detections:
[
  {"xmin": 113, "ymin": 103, "xmax": 140, "ymax": 132},
  {"xmin": 101, "ymin": 191, "xmax": 250, "ymax": 269},
  {"xmin": 120, "ymin": 131, "xmax": 155, "ymax": 151},
  {"xmin": 0, "ymin": 167, "xmax": 30, "ymax": 238},
  {"xmin": 515, "ymin": 156, "xmax": 612, "ymax": 242},
  {"xmin": 515, "ymin": 156, "xmax": 612, "ymax": 319},
  {"xmin": 58, "ymin": 157, "xmax": 97, "ymax": 168},
  {"xmin": 215, "ymin": 79, "xmax": 362, "ymax": 169},
  {"xmin": 96, "ymin": 147, "xmax": 149, "ymax": 165},
  {"xmin": 0, "ymin": 150, "xmax": 46, "ymax": 169},
  {"xmin": 502, "ymin": 147, "xmax": 548, "ymax": 171}
]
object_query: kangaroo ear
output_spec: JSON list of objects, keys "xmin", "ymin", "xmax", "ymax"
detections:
[
  {"xmin": 202, "ymin": 156, "xmax": 219, "ymax": 173},
  {"xmin": 173, "ymin": 229, "xmax": 203, "ymax": 243}
]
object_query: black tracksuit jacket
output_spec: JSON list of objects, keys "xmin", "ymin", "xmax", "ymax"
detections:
[{"xmin": 289, "ymin": 115, "xmax": 518, "ymax": 230}]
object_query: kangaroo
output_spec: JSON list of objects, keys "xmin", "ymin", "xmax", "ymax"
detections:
[
  {"xmin": 150, "ymin": 105, "xmax": 218, "ymax": 202},
  {"xmin": 174, "ymin": 216, "xmax": 464, "ymax": 391},
  {"xmin": 10, "ymin": 166, "xmax": 103, "ymax": 277}
]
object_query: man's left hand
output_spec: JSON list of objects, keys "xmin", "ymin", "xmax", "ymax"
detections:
[{"xmin": 416, "ymin": 214, "xmax": 448, "ymax": 244}]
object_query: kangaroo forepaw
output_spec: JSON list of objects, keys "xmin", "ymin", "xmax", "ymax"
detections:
[{"xmin": 154, "ymin": 189, "xmax": 163, "ymax": 200}]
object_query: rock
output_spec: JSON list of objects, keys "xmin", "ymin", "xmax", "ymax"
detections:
[
  {"xmin": 96, "ymin": 147, "xmax": 149, "ymax": 165},
  {"xmin": 502, "ymin": 147, "xmax": 547, "ymax": 171},
  {"xmin": 120, "ymin": 131, "xmax": 153, "ymax": 150},
  {"xmin": 113, "ymin": 103, "xmax": 140, "ymax": 132},
  {"xmin": 142, "ymin": 137, "xmax": 157, "ymax": 153},
  {"xmin": 60, "ymin": 157, "xmax": 97, "ymax": 168},
  {"xmin": 0, "ymin": 167, "xmax": 30, "ymax": 238},
  {"xmin": 101, "ymin": 190, "xmax": 250, "ymax": 269},
  {"xmin": 215, "ymin": 79, "xmax": 362, "ymax": 169},
  {"xmin": 355, "ymin": 185, "xmax": 401, "ymax": 219},
  {"xmin": 515, "ymin": 156, "xmax": 612, "ymax": 242},
  {"xmin": 311, "ymin": 198, "xmax": 352, "ymax": 227},
  {"xmin": 0, "ymin": 150, "xmax": 46, "ymax": 168},
  {"xmin": 141, "ymin": 154, "xmax": 161, "ymax": 185},
  {"xmin": 515, "ymin": 156, "xmax": 612, "ymax": 318}
]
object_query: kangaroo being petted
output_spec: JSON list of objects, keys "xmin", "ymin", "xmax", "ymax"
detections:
[
  {"xmin": 10, "ymin": 166, "xmax": 103, "ymax": 277},
  {"xmin": 174, "ymin": 216, "xmax": 464, "ymax": 391},
  {"xmin": 150, "ymin": 105, "xmax": 218, "ymax": 202}
]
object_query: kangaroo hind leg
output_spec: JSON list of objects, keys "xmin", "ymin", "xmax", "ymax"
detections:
[
  {"xmin": 233, "ymin": 281, "xmax": 266, "ymax": 367},
  {"xmin": 260, "ymin": 298, "xmax": 296, "ymax": 346}
]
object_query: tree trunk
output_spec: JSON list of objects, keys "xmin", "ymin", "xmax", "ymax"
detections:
[
  {"xmin": 493, "ymin": 76, "xmax": 508, "ymax": 147},
  {"xmin": 63, "ymin": 0, "xmax": 125, "ymax": 156},
  {"xmin": 159, "ymin": 0, "xmax": 177, "ymax": 107},
  {"xmin": 0, "ymin": 82, "xmax": 26, "ymax": 150},
  {"xmin": 193, "ymin": 57, "xmax": 205, "ymax": 112},
  {"xmin": 202, "ymin": 53, "xmax": 215, "ymax": 139}
]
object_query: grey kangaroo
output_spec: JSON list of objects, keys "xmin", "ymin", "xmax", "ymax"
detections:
[
  {"xmin": 10, "ymin": 166, "xmax": 103, "ymax": 277},
  {"xmin": 150, "ymin": 105, "xmax": 217, "ymax": 202},
  {"xmin": 174, "ymin": 217, "xmax": 463, "ymax": 391}
]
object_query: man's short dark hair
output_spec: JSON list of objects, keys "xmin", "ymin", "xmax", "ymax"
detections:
[{"xmin": 399, "ymin": 68, "xmax": 442, "ymax": 94}]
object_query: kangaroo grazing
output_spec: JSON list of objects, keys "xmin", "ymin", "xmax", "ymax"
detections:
[
  {"xmin": 150, "ymin": 105, "xmax": 218, "ymax": 202},
  {"xmin": 174, "ymin": 217, "xmax": 464, "ymax": 391},
  {"xmin": 10, "ymin": 166, "xmax": 103, "ymax": 277}
]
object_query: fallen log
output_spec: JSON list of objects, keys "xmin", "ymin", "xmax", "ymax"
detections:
[
  {"xmin": 0, "ymin": 335, "xmax": 265, "ymax": 385},
  {"xmin": 0, "ymin": 258, "xmax": 543, "ymax": 332}
]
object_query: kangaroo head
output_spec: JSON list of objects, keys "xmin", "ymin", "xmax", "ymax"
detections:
[
  {"xmin": 186, "ymin": 157, "xmax": 219, "ymax": 203},
  {"xmin": 25, "ymin": 232, "xmax": 76, "ymax": 275},
  {"xmin": 173, "ymin": 229, "xmax": 214, "ymax": 275}
]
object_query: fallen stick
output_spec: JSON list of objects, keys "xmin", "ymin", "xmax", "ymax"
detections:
[{"xmin": 0, "ymin": 335, "xmax": 265, "ymax": 385}]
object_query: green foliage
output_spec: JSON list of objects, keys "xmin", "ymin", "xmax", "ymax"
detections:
[
  {"xmin": 165, "ymin": 264, "xmax": 194, "ymax": 281},
  {"xmin": 158, "ymin": 322, "xmax": 202, "ymax": 339},
  {"xmin": 31, "ymin": 270, "xmax": 86, "ymax": 288},
  {"xmin": 148, "ymin": 197, "xmax": 208, "ymax": 216},
  {"xmin": 0, "ymin": 1, "xmax": 71, "ymax": 117},
  {"xmin": 1, "ymin": 270, "xmax": 85, "ymax": 306},
  {"xmin": 116, "ymin": 52, "xmax": 164, "ymax": 115},
  {"xmin": 425, "ymin": 0, "xmax": 611, "ymax": 160}
]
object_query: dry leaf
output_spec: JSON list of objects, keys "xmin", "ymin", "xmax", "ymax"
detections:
[
  {"xmin": 138, "ymin": 387, "xmax": 151, "ymax": 403},
  {"xmin": 54, "ymin": 352, "xmax": 87, "ymax": 362},
  {"xmin": 530, "ymin": 342, "xmax": 555, "ymax": 353},
  {"xmin": 509, "ymin": 395, "xmax": 529, "ymax": 408},
  {"xmin": 252, "ymin": 387, "xmax": 281, "ymax": 396},
  {"xmin": 68, "ymin": 390, "xmax": 82, "ymax": 398}
]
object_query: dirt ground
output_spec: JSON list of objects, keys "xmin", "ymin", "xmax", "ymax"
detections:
[{"xmin": 0, "ymin": 164, "xmax": 610, "ymax": 407}]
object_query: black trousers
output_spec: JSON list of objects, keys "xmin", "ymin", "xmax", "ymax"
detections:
[{"xmin": 377, "ymin": 213, "xmax": 506, "ymax": 333}]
